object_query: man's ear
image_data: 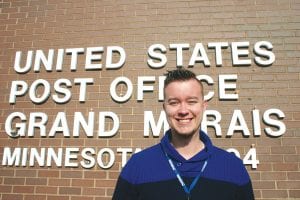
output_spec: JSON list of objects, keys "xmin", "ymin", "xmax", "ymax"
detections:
[
  {"xmin": 163, "ymin": 102, "xmax": 166, "ymax": 110},
  {"xmin": 202, "ymin": 100, "xmax": 208, "ymax": 110}
]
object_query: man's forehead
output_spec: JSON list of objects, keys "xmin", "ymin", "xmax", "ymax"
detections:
[{"xmin": 164, "ymin": 79, "xmax": 202, "ymax": 90}]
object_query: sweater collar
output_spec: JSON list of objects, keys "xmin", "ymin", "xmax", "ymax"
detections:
[{"xmin": 160, "ymin": 129, "xmax": 213, "ymax": 162}]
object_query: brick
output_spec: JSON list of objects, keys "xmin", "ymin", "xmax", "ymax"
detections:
[
  {"xmin": 4, "ymin": 178, "xmax": 25, "ymax": 185},
  {"xmin": 71, "ymin": 197, "xmax": 94, "ymax": 200},
  {"xmin": 38, "ymin": 170, "xmax": 60, "ymax": 178},
  {"xmin": 2, "ymin": 194, "xmax": 23, "ymax": 200},
  {"xmin": 0, "ymin": 185, "xmax": 12, "ymax": 193},
  {"xmin": 95, "ymin": 179, "xmax": 116, "ymax": 188},
  {"xmin": 36, "ymin": 186, "xmax": 57, "ymax": 194},
  {"xmin": 72, "ymin": 179, "xmax": 94, "ymax": 187},
  {"xmin": 277, "ymin": 181, "xmax": 300, "ymax": 189},
  {"xmin": 273, "ymin": 163, "xmax": 298, "ymax": 171},
  {"xmin": 287, "ymin": 172, "xmax": 300, "ymax": 180},
  {"xmin": 82, "ymin": 187, "xmax": 105, "ymax": 196},
  {"xmin": 261, "ymin": 172, "xmax": 287, "ymax": 181},
  {"xmin": 16, "ymin": 169, "xmax": 37, "ymax": 177},
  {"xmin": 59, "ymin": 187, "xmax": 81, "ymax": 195},
  {"xmin": 284, "ymin": 155, "xmax": 300, "ymax": 162},
  {"xmin": 289, "ymin": 190, "xmax": 300, "ymax": 198},
  {"xmin": 252, "ymin": 181, "xmax": 275, "ymax": 189},
  {"xmin": 49, "ymin": 178, "xmax": 70, "ymax": 186},
  {"xmin": 282, "ymin": 138, "xmax": 300, "ymax": 146},
  {"xmin": 13, "ymin": 185, "xmax": 34, "ymax": 193},
  {"xmin": 261, "ymin": 190, "xmax": 288, "ymax": 198},
  {"xmin": 24, "ymin": 195, "xmax": 47, "ymax": 200},
  {"xmin": 0, "ymin": 169, "xmax": 14, "ymax": 177},
  {"xmin": 84, "ymin": 171, "xmax": 106, "ymax": 179},
  {"xmin": 60, "ymin": 170, "xmax": 83, "ymax": 179},
  {"xmin": 271, "ymin": 146, "xmax": 296, "ymax": 154},
  {"xmin": 47, "ymin": 195, "xmax": 69, "ymax": 200}
]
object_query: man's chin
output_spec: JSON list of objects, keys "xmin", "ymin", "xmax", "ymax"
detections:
[{"xmin": 172, "ymin": 129, "xmax": 196, "ymax": 138}]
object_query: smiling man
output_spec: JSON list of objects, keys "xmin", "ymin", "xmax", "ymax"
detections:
[{"xmin": 112, "ymin": 68, "xmax": 254, "ymax": 200}]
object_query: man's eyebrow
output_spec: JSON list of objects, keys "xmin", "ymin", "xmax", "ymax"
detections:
[
  {"xmin": 166, "ymin": 97, "xmax": 178, "ymax": 101},
  {"xmin": 186, "ymin": 96, "xmax": 201, "ymax": 100},
  {"xmin": 166, "ymin": 96, "xmax": 200, "ymax": 101}
]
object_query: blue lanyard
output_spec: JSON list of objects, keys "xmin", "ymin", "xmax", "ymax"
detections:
[{"xmin": 165, "ymin": 152, "xmax": 208, "ymax": 200}]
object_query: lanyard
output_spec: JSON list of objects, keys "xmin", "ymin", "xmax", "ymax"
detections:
[{"xmin": 165, "ymin": 152, "xmax": 208, "ymax": 200}]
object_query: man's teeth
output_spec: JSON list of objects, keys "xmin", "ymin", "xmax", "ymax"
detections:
[{"xmin": 178, "ymin": 119, "xmax": 190, "ymax": 122}]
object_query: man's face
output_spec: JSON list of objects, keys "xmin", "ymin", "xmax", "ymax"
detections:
[{"xmin": 163, "ymin": 79, "xmax": 207, "ymax": 137}]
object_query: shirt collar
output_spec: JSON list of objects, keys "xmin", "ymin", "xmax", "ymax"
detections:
[{"xmin": 160, "ymin": 129, "xmax": 213, "ymax": 162}]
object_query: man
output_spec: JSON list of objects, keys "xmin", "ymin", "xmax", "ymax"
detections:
[{"xmin": 113, "ymin": 68, "xmax": 254, "ymax": 200}]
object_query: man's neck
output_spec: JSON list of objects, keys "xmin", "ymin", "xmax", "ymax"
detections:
[{"xmin": 170, "ymin": 131, "xmax": 205, "ymax": 160}]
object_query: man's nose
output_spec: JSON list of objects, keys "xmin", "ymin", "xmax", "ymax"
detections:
[{"xmin": 178, "ymin": 103, "xmax": 189, "ymax": 115}]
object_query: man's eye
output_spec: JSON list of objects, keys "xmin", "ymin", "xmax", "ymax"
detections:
[
  {"xmin": 169, "ymin": 101, "xmax": 179, "ymax": 106},
  {"xmin": 188, "ymin": 100, "xmax": 198, "ymax": 105}
]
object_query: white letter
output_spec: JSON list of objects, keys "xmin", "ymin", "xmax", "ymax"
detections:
[
  {"xmin": 219, "ymin": 74, "xmax": 238, "ymax": 100},
  {"xmin": 98, "ymin": 112, "xmax": 119, "ymax": 137},
  {"xmin": 117, "ymin": 148, "xmax": 132, "ymax": 167},
  {"xmin": 208, "ymin": 42, "xmax": 228, "ymax": 66},
  {"xmin": 147, "ymin": 44, "xmax": 167, "ymax": 68},
  {"xmin": 47, "ymin": 148, "xmax": 63, "ymax": 167},
  {"xmin": 106, "ymin": 46, "xmax": 126, "ymax": 69},
  {"xmin": 14, "ymin": 51, "xmax": 33, "ymax": 73},
  {"xmin": 85, "ymin": 47, "xmax": 103, "ymax": 70},
  {"xmin": 49, "ymin": 112, "xmax": 70, "ymax": 137},
  {"xmin": 53, "ymin": 79, "xmax": 72, "ymax": 104},
  {"xmin": 243, "ymin": 147, "xmax": 259, "ymax": 169},
  {"xmin": 197, "ymin": 75, "xmax": 215, "ymax": 101},
  {"xmin": 170, "ymin": 43, "xmax": 189, "ymax": 67},
  {"xmin": 28, "ymin": 112, "xmax": 48, "ymax": 137},
  {"xmin": 2, "ymin": 147, "xmax": 22, "ymax": 166},
  {"xmin": 144, "ymin": 111, "xmax": 169, "ymax": 137},
  {"xmin": 110, "ymin": 77, "xmax": 133, "ymax": 102},
  {"xmin": 34, "ymin": 49, "xmax": 54, "ymax": 72},
  {"xmin": 29, "ymin": 79, "xmax": 51, "ymax": 104},
  {"xmin": 158, "ymin": 76, "xmax": 166, "ymax": 101},
  {"xmin": 73, "ymin": 112, "xmax": 94, "ymax": 137},
  {"xmin": 263, "ymin": 108, "xmax": 286, "ymax": 137},
  {"xmin": 189, "ymin": 43, "xmax": 210, "ymax": 67},
  {"xmin": 5, "ymin": 112, "xmax": 27, "ymax": 137},
  {"xmin": 137, "ymin": 76, "xmax": 155, "ymax": 101},
  {"xmin": 29, "ymin": 148, "xmax": 46, "ymax": 166},
  {"xmin": 66, "ymin": 48, "xmax": 85, "ymax": 71},
  {"xmin": 81, "ymin": 148, "xmax": 96, "ymax": 169},
  {"xmin": 202, "ymin": 110, "xmax": 222, "ymax": 137},
  {"xmin": 227, "ymin": 110, "xmax": 250, "ymax": 137},
  {"xmin": 231, "ymin": 41, "xmax": 251, "ymax": 66},
  {"xmin": 9, "ymin": 80, "xmax": 28, "ymax": 104},
  {"xmin": 65, "ymin": 147, "xmax": 79, "ymax": 167},
  {"xmin": 74, "ymin": 78, "xmax": 94, "ymax": 102},
  {"xmin": 55, "ymin": 49, "xmax": 64, "ymax": 71},
  {"xmin": 254, "ymin": 41, "xmax": 275, "ymax": 66},
  {"xmin": 97, "ymin": 148, "xmax": 115, "ymax": 169},
  {"xmin": 21, "ymin": 148, "xmax": 28, "ymax": 166},
  {"xmin": 252, "ymin": 109, "xmax": 262, "ymax": 136}
]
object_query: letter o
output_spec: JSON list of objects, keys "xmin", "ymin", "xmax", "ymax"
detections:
[
  {"xmin": 110, "ymin": 76, "xmax": 133, "ymax": 102},
  {"xmin": 97, "ymin": 148, "xmax": 115, "ymax": 169},
  {"xmin": 29, "ymin": 79, "xmax": 51, "ymax": 104}
]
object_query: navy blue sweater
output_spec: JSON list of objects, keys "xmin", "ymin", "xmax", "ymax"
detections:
[{"xmin": 113, "ymin": 130, "xmax": 254, "ymax": 200}]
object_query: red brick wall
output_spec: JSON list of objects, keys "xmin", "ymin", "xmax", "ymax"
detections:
[{"xmin": 0, "ymin": 0, "xmax": 299, "ymax": 199}]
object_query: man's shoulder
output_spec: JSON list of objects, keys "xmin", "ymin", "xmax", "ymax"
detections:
[
  {"xmin": 212, "ymin": 146, "xmax": 242, "ymax": 163},
  {"xmin": 121, "ymin": 143, "xmax": 164, "ymax": 173},
  {"xmin": 120, "ymin": 143, "xmax": 171, "ymax": 184},
  {"xmin": 130, "ymin": 143, "xmax": 162, "ymax": 162},
  {"xmin": 206, "ymin": 145, "xmax": 251, "ymax": 185}
]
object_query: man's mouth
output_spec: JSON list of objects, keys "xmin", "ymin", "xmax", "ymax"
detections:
[{"xmin": 177, "ymin": 118, "xmax": 192, "ymax": 123}]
